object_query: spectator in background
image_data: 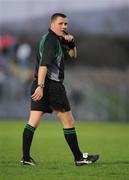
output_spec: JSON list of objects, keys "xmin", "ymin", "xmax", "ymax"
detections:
[{"xmin": 16, "ymin": 43, "xmax": 32, "ymax": 69}]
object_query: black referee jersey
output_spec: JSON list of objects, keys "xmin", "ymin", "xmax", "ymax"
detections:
[{"xmin": 34, "ymin": 29, "xmax": 69, "ymax": 82}]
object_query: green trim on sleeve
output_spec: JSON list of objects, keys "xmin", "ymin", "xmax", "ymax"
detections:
[{"xmin": 39, "ymin": 32, "xmax": 49, "ymax": 65}]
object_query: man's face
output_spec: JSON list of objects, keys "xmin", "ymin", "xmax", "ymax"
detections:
[{"xmin": 51, "ymin": 17, "xmax": 68, "ymax": 36}]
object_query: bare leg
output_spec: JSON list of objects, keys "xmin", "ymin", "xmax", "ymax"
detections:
[
  {"xmin": 54, "ymin": 110, "xmax": 75, "ymax": 128},
  {"xmin": 28, "ymin": 111, "xmax": 44, "ymax": 128}
]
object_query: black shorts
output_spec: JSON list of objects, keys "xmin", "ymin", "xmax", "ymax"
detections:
[{"xmin": 31, "ymin": 77, "xmax": 71, "ymax": 113}]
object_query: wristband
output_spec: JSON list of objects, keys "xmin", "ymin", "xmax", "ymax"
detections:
[
  {"xmin": 37, "ymin": 84, "xmax": 44, "ymax": 88},
  {"xmin": 67, "ymin": 40, "xmax": 75, "ymax": 49}
]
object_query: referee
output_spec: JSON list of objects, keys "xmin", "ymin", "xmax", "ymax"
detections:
[{"xmin": 21, "ymin": 13, "xmax": 99, "ymax": 166}]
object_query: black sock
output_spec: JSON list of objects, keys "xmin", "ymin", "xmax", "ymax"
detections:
[
  {"xmin": 63, "ymin": 127, "xmax": 82, "ymax": 160},
  {"xmin": 22, "ymin": 124, "xmax": 35, "ymax": 160}
]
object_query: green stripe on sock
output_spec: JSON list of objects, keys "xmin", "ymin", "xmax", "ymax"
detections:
[
  {"xmin": 63, "ymin": 129, "xmax": 76, "ymax": 135},
  {"xmin": 64, "ymin": 130, "xmax": 76, "ymax": 133},
  {"xmin": 64, "ymin": 131, "xmax": 76, "ymax": 134},
  {"xmin": 25, "ymin": 124, "xmax": 35, "ymax": 133}
]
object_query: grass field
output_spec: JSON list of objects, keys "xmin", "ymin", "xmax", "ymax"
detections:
[{"xmin": 0, "ymin": 120, "xmax": 129, "ymax": 180}]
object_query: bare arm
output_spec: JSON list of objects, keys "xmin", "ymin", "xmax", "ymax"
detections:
[
  {"xmin": 38, "ymin": 66, "xmax": 48, "ymax": 86},
  {"xmin": 31, "ymin": 66, "xmax": 47, "ymax": 101}
]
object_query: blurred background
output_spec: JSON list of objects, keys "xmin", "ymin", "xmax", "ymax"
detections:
[{"xmin": 0, "ymin": 0, "xmax": 129, "ymax": 122}]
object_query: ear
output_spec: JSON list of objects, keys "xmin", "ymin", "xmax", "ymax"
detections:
[{"xmin": 51, "ymin": 22, "xmax": 55, "ymax": 29}]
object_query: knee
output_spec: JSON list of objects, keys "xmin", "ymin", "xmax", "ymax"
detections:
[
  {"xmin": 27, "ymin": 111, "xmax": 43, "ymax": 128},
  {"xmin": 55, "ymin": 111, "xmax": 61, "ymax": 119},
  {"xmin": 56, "ymin": 111, "xmax": 75, "ymax": 128}
]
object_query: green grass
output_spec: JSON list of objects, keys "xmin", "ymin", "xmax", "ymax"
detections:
[{"xmin": 0, "ymin": 120, "xmax": 129, "ymax": 180}]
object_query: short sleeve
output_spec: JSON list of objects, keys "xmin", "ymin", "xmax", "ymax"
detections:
[{"xmin": 40, "ymin": 38, "xmax": 56, "ymax": 67}]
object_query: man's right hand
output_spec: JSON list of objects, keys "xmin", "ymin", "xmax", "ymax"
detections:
[
  {"xmin": 63, "ymin": 33, "xmax": 74, "ymax": 42},
  {"xmin": 31, "ymin": 87, "xmax": 43, "ymax": 101}
]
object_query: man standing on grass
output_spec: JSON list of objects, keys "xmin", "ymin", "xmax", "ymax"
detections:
[{"xmin": 21, "ymin": 13, "xmax": 99, "ymax": 166}]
